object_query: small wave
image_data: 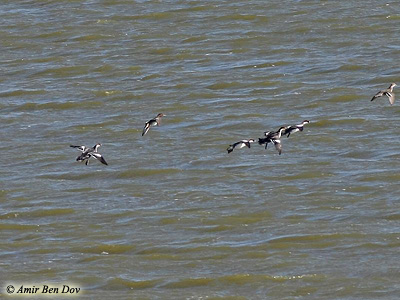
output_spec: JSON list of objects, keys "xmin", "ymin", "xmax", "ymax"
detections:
[
  {"xmin": 0, "ymin": 223, "xmax": 39, "ymax": 231},
  {"xmin": 200, "ymin": 225, "xmax": 234, "ymax": 232},
  {"xmin": 39, "ymin": 173, "xmax": 87, "ymax": 181},
  {"xmin": 174, "ymin": 5, "xmax": 216, "ymax": 13},
  {"xmin": 142, "ymin": 253, "xmax": 181, "ymax": 260},
  {"xmin": 106, "ymin": 278, "xmax": 159, "ymax": 290},
  {"xmin": 313, "ymin": 118, "xmax": 366, "ymax": 127},
  {"xmin": 14, "ymin": 100, "xmax": 103, "ymax": 111},
  {"xmin": 281, "ymin": 171, "xmax": 334, "ymax": 180},
  {"xmin": 338, "ymin": 64, "xmax": 363, "ymax": 71},
  {"xmin": 31, "ymin": 65, "xmax": 91, "ymax": 78},
  {"xmin": 116, "ymin": 168, "xmax": 180, "ymax": 179},
  {"xmin": 327, "ymin": 94, "xmax": 362, "ymax": 103},
  {"xmin": 141, "ymin": 74, "xmax": 161, "ymax": 81},
  {"xmin": 159, "ymin": 217, "xmax": 180, "ymax": 225},
  {"xmin": 93, "ymin": 65, "xmax": 115, "ymax": 73},
  {"xmin": 268, "ymin": 233, "xmax": 365, "ymax": 244},
  {"xmin": 111, "ymin": 12, "xmax": 174, "ymax": 21},
  {"xmin": 217, "ymin": 14, "xmax": 269, "ymax": 23},
  {"xmin": 69, "ymin": 119, "xmax": 120, "ymax": 130},
  {"xmin": 163, "ymin": 273, "xmax": 322, "ymax": 289},
  {"xmin": 202, "ymin": 210, "xmax": 272, "ymax": 226},
  {"xmin": 384, "ymin": 214, "xmax": 400, "ymax": 221},
  {"xmin": 0, "ymin": 208, "xmax": 75, "ymax": 219},
  {"xmin": 71, "ymin": 244, "xmax": 134, "ymax": 255},
  {"xmin": 72, "ymin": 34, "xmax": 112, "ymax": 41},
  {"xmin": 181, "ymin": 36, "xmax": 208, "ymax": 43},
  {"xmin": 0, "ymin": 89, "xmax": 46, "ymax": 98},
  {"xmin": 219, "ymin": 273, "xmax": 322, "ymax": 284},
  {"xmin": 206, "ymin": 82, "xmax": 242, "ymax": 90},
  {"xmin": 248, "ymin": 80, "xmax": 278, "ymax": 88},
  {"xmin": 360, "ymin": 172, "xmax": 400, "ymax": 182},
  {"xmin": 28, "ymin": 248, "xmax": 60, "ymax": 254},
  {"xmin": 163, "ymin": 277, "xmax": 213, "ymax": 289},
  {"xmin": 36, "ymin": 31, "xmax": 66, "ymax": 39},
  {"xmin": 149, "ymin": 47, "xmax": 173, "ymax": 55}
]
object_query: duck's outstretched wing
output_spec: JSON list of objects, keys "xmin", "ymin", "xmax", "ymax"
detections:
[
  {"xmin": 371, "ymin": 91, "xmax": 384, "ymax": 102},
  {"xmin": 273, "ymin": 139, "xmax": 282, "ymax": 155},
  {"xmin": 142, "ymin": 122, "xmax": 151, "ymax": 136},
  {"xmin": 227, "ymin": 145, "xmax": 234, "ymax": 153},
  {"xmin": 91, "ymin": 153, "xmax": 108, "ymax": 165},
  {"xmin": 70, "ymin": 145, "xmax": 86, "ymax": 152},
  {"xmin": 386, "ymin": 92, "xmax": 395, "ymax": 105}
]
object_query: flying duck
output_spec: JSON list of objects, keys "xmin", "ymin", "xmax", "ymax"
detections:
[
  {"xmin": 227, "ymin": 139, "xmax": 255, "ymax": 153},
  {"xmin": 282, "ymin": 120, "xmax": 310, "ymax": 138},
  {"xmin": 142, "ymin": 113, "xmax": 165, "ymax": 136},
  {"xmin": 371, "ymin": 83, "xmax": 397, "ymax": 105}
]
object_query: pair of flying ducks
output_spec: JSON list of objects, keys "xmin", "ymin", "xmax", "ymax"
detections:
[
  {"xmin": 70, "ymin": 143, "xmax": 108, "ymax": 165},
  {"xmin": 227, "ymin": 120, "xmax": 310, "ymax": 155}
]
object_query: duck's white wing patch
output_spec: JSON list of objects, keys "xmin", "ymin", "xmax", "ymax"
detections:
[
  {"xmin": 273, "ymin": 140, "xmax": 282, "ymax": 155},
  {"xmin": 387, "ymin": 92, "xmax": 395, "ymax": 105}
]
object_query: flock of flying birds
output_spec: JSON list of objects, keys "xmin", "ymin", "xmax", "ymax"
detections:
[
  {"xmin": 227, "ymin": 120, "xmax": 310, "ymax": 155},
  {"xmin": 70, "ymin": 83, "xmax": 397, "ymax": 165}
]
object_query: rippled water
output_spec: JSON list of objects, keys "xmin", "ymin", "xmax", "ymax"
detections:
[{"xmin": 1, "ymin": 0, "xmax": 400, "ymax": 299}]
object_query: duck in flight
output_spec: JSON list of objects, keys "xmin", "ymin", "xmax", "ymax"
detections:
[
  {"xmin": 227, "ymin": 139, "xmax": 255, "ymax": 153},
  {"xmin": 282, "ymin": 120, "xmax": 310, "ymax": 138},
  {"xmin": 371, "ymin": 83, "xmax": 396, "ymax": 105},
  {"xmin": 258, "ymin": 127, "xmax": 286, "ymax": 155},
  {"xmin": 70, "ymin": 143, "xmax": 108, "ymax": 165},
  {"xmin": 142, "ymin": 113, "xmax": 165, "ymax": 136}
]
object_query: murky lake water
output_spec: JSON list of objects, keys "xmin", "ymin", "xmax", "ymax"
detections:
[{"xmin": 1, "ymin": 0, "xmax": 400, "ymax": 299}]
